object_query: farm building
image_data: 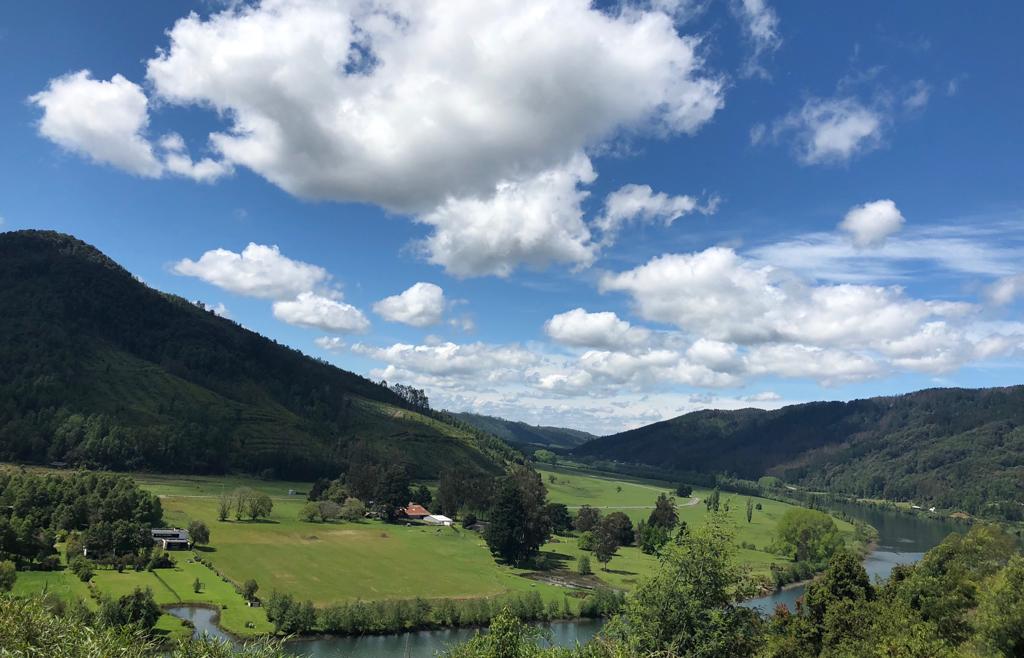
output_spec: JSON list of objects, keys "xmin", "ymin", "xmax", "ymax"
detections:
[
  {"xmin": 401, "ymin": 503, "xmax": 431, "ymax": 520},
  {"xmin": 424, "ymin": 514, "xmax": 453, "ymax": 526},
  {"xmin": 151, "ymin": 527, "xmax": 190, "ymax": 550}
]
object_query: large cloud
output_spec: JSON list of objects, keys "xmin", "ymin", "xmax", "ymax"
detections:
[
  {"xmin": 174, "ymin": 243, "xmax": 329, "ymax": 299},
  {"xmin": 29, "ymin": 71, "xmax": 163, "ymax": 177},
  {"xmin": 32, "ymin": 1, "xmax": 725, "ymax": 277},
  {"xmin": 373, "ymin": 282, "xmax": 445, "ymax": 327},
  {"xmin": 140, "ymin": 0, "xmax": 723, "ymax": 212},
  {"xmin": 598, "ymin": 246, "xmax": 1019, "ymax": 378}
]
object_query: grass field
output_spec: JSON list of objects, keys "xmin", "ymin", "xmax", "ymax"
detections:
[
  {"xmin": 8, "ymin": 464, "xmax": 858, "ymax": 637},
  {"xmin": 91, "ymin": 558, "xmax": 273, "ymax": 638},
  {"xmin": 536, "ymin": 464, "xmax": 859, "ymax": 585}
]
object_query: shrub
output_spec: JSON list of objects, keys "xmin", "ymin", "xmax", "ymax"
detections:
[
  {"xmin": 577, "ymin": 555, "xmax": 592, "ymax": 575},
  {"xmin": 69, "ymin": 556, "xmax": 94, "ymax": 582}
]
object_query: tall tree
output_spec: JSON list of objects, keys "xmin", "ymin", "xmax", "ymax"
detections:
[
  {"xmin": 483, "ymin": 467, "xmax": 551, "ymax": 566},
  {"xmin": 573, "ymin": 505, "xmax": 601, "ymax": 533},
  {"xmin": 648, "ymin": 493, "xmax": 678, "ymax": 529},
  {"xmin": 613, "ymin": 510, "xmax": 759, "ymax": 656}
]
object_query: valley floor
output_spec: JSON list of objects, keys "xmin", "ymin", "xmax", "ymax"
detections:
[{"xmin": 13, "ymin": 465, "xmax": 862, "ymax": 639}]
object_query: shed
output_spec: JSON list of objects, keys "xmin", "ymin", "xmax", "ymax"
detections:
[{"xmin": 424, "ymin": 514, "xmax": 453, "ymax": 526}]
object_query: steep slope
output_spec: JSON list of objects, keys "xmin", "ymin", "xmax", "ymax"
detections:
[
  {"xmin": 574, "ymin": 387, "xmax": 1024, "ymax": 518},
  {"xmin": 0, "ymin": 230, "xmax": 507, "ymax": 479},
  {"xmin": 451, "ymin": 412, "xmax": 596, "ymax": 449}
]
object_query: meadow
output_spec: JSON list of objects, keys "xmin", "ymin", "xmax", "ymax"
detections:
[{"xmin": 7, "ymin": 465, "xmax": 861, "ymax": 637}]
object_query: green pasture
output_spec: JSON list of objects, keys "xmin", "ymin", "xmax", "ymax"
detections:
[{"xmin": 91, "ymin": 557, "xmax": 272, "ymax": 638}]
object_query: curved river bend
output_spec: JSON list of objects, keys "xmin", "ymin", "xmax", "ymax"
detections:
[
  {"xmin": 169, "ymin": 504, "xmax": 961, "ymax": 657},
  {"xmin": 744, "ymin": 503, "xmax": 962, "ymax": 613}
]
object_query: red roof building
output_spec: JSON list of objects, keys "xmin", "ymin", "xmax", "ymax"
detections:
[{"xmin": 401, "ymin": 502, "xmax": 430, "ymax": 519}]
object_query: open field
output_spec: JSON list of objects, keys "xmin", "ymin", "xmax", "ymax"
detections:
[
  {"xmin": 536, "ymin": 464, "xmax": 859, "ymax": 583},
  {"xmin": 11, "ymin": 569, "xmax": 95, "ymax": 608},
  {"xmin": 134, "ymin": 466, "xmax": 857, "ymax": 609},
  {"xmin": 0, "ymin": 464, "xmax": 861, "ymax": 637}
]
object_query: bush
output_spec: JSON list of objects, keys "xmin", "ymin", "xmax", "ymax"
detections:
[
  {"xmin": 577, "ymin": 531, "xmax": 595, "ymax": 551},
  {"xmin": 577, "ymin": 555, "xmax": 592, "ymax": 575},
  {"xmin": 99, "ymin": 587, "xmax": 161, "ymax": 630},
  {"xmin": 339, "ymin": 498, "xmax": 367, "ymax": 522},
  {"xmin": 0, "ymin": 561, "xmax": 15, "ymax": 592},
  {"xmin": 69, "ymin": 556, "xmax": 94, "ymax": 582}
]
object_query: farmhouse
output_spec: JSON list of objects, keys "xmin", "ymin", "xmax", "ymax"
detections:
[
  {"xmin": 424, "ymin": 514, "xmax": 453, "ymax": 526},
  {"xmin": 151, "ymin": 527, "xmax": 190, "ymax": 550},
  {"xmin": 401, "ymin": 502, "xmax": 431, "ymax": 520}
]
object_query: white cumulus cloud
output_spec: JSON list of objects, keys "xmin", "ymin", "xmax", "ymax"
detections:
[
  {"xmin": 174, "ymin": 243, "xmax": 329, "ymax": 299},
  {"xmin": 373, "ymin": 282, "xmax": 446, "ymax": 327},
  {"xmin": 545, "ymin": 308, "xmax": 652, "ymax": 351},
  {"xmin": 838, "ymin": 199, "xmax": 906, "ymax": 248},
  {"xmin": 417, "ymin": 155, "xmax": 598, "ymax": 277},
  {"xmin": 30, "ymin": 71, "xmax": 163, "ymax": 177},
  {"xmin": 140, "ymin": 0, "xmax": 724, "ymax": 212},
  {"xmin": 273, "ymin": 292, "xmax": 370, "ymax": 334}
]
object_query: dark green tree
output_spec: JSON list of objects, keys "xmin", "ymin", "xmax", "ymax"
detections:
[
  {"xmin": 647, "ymin": 493, "xmax": 677, "ymax": 529},
  {"xmin": 573, "ymin": 505, "xmax": 600, "ymax": 533}
]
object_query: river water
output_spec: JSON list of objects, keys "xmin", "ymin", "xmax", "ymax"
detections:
[
  {"xmin": 744, "ymin": 503, "xmax": 962, "ymax": 613},
  {"xmin": 168, "ymin": 504, "xmax": 961, "ymax": 656}
]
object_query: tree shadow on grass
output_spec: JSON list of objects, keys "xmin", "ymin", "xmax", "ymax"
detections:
[
  {"xmin": 533, "ymin": 550, "xmax": 574, "ymax": 571},
  {"xmin": 194, "ymin": 546, "xmax": 216, "ymax": 553},
  {"xmin": 602, "ymin": 568, "xmax": 637, "ymax": 576}
]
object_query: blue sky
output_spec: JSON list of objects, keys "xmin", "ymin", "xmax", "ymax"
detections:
[{"xmin": 2, "ymin": 1, "xmax": 1022, "ymax": 434}]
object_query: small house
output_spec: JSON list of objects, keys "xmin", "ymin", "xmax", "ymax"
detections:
[
  {"xmin": 424, "ymin": 514, "xmax": 453, "ymax": 526},
  {"xmin": 401, "ymin": 502, "xmax": 431, "ymax": 520},
  {"xmin": 151, "ymin": 527, "xmax": 191, "ymax": 550}
]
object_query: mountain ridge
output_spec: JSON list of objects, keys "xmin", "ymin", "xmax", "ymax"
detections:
[
  {"xmin": 573, "ymin": 385, "xmax": 1024, "ymax": 518},
  {"xmin": 451, "ymin": 412, "xmax": 596, "ymax": 449},
  {"xmin": 0, "ymin": 229, "xmax": 508, "ymax": 479}
]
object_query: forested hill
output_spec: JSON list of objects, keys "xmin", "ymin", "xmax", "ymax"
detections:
[
  {"xmin": 451, "ymin": 412, "xmax": 596, "ymax": 449},
  {"xmin": 573, "ymin": 386, "xmax": 1024, "ymax": 519},
  {"xmin": 0, "ymin": 230, "xmax": 509, "ymax": 479}
]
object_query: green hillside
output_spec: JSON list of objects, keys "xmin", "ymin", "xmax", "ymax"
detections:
[
  {"xmin": 452, "ymin": 412, "xmax": 596, "ymax": 448},
  {"xmin": 0, "ymin": 230, "xmax": 509, "ymax": 479},
  {"xmin": 573, "ymin": 386, "xmax": 1024, "ymax": 519}
]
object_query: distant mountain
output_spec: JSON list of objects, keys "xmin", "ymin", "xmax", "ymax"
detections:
[
  {"xmin": 0, "ymin": 230, "xmax": 509, "ymax": 479},
  {"xmin": 573, "ymin": 386, "xmax": 1024, "ymax": 519},
  {"xmin": 452, "ymin": 412, "xmax": 596, "ymax": 449}
]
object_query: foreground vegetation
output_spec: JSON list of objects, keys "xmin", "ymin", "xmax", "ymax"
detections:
[{"xmin": 445, "ymin": 518, "xmax": 1024, "ymax": 658}]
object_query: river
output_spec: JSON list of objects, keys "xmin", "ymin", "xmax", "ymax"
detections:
[
  {"xmin": 744, "ymin": 503, "xmax": 962, "ymax": 613},
  {"xmin": 168, "ymin": 504, "xmax": 960, "ymax": 656}
]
